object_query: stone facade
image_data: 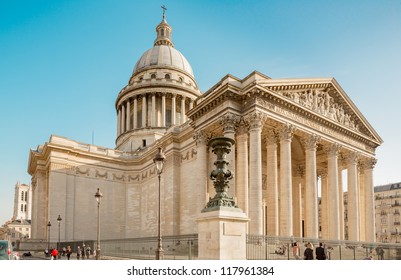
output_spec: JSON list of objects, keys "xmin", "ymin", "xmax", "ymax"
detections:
[
  {"xmin": 374, "ymin": 182, "xmax": 401, "ymax": 243},
  {"xmin": 27, "ymin": 14, "xmax": 382, "ymax": 244}
]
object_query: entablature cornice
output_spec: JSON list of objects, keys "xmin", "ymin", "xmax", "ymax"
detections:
[{"xmin": 188, "ymin": 86, "xmax": 243, "ymax": 123}]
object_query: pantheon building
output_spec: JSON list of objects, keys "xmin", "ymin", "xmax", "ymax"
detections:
[{"xmin": 28, "ymin": 14, "xmax": 382, "ymax": 244}]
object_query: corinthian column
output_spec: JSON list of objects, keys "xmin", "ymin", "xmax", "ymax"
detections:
[
  {"xmin": 151, "ymin": 93, "xmax": 156, "ymax": 127},
  {"xmin": 247, "ymin": 112, "xmax": 264, "ymax": 235},
  {"xmin": 126, "ymin": 99, "xmax": 131, "ymax": 131},
  {"xmin": 181, "ymin": 96, "xmax": 186, "ymax": 123},
  {"xmin": 293, "ymin": 165, "xmax": 304, "ymax": 238},
  {"xmin": 171, "ymin": 94, "xmax": 176, "ymax": 126},
  {"xmin": 265, "ymin": 130, "xmax": 279, "ymax": 236},
  {"xmin": 142, "ymin": 94, "xmax": 147, "ymax": 127},
  {"xmin": 361, "ymin": 157, "xmax": 377, "ymax": 242},
  {"xmin": 346, "ymin": 151, "xmax": 360, "ymax": 241},
  {"xmin": 161, "ymin": 93, "xmax": 166, "ymax": 127},
  {"xmin": 327, "ymin": 144, "xmax": 341, "ymax": 240},
  {"xmin": 278, "ymin": 124, "xmax": 295, "ymax": 237},
  {"xmin": 302, "ymin": 134, "xmax": 319, "ymax": 239},
  {"xmin": 121, "ymin": 103, "xmax": 126, "ymax": 133},
  {"xmin": 319, "ymin": 168, "xmax": 328, "ymax": 239},
  {"xmin": 117, "ymin": 108, "xmax": 121, "ymax": 137},
  {"xmin": 236, "ymin": 122, "xmax": 249, "ymax": 217},
  {"xmin": 133, "ymin": 96, "xmax": 138, "ymax": 129}
]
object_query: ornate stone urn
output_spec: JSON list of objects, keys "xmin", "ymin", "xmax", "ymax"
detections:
[{"xmin": 202, "ymin": 137, "xmax": 239, "ymax": 212}]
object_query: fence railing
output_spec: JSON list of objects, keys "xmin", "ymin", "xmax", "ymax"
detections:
[
  {"xmin": 19, "ymin": 234, "xmax": 401, "ymax": 260},
  {"xmin": 101, "ymin": 234, "xmax": 198, "ymax": 260},
  {"xmin": 247, "ymin": 235, "xmax": 401, "ymax": 260}
]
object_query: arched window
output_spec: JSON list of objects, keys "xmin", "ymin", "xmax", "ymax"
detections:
[
  {"xmin": 151, "ymin": 74, "xmax": 156, "ymax": 79},
  {"xmin": 179, "ymin": 77, "xmax": 184, "ymax": 83},
  {"xmin": 165, "ymin": 74, "xmax": 171, "ymax": 80}
]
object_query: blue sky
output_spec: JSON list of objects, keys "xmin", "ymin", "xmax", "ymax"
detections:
[{"xmin": 1, "ymin": 0, "xmax": 400, "ymax": 224}]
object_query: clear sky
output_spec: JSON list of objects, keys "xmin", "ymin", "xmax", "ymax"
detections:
[{"xmin": 1, "ymin": 0, "xmax": 400, "ymax": 225}]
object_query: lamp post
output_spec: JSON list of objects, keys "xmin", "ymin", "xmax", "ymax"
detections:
[
  {"xmin": 47, "ymin": 221, "xmax": 51, "ymax": 255},
  {"xmin": 57, "ymin": 215, "xmax": 62, "ymax": 259},
  {"xmin": 94, "ymin": 188, "xmax": 103, "ymax": 260},
  {"xmin": 153, "ymin": 147, "xmax": 166, "ymax": 260}
]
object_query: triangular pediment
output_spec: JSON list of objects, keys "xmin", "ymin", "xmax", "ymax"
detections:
[{"xmin": 254, "ymin": 77, "xmax": 383, "ymax": 146}]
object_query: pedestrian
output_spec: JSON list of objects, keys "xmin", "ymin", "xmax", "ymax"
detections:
[
  {"xmin": 316, "ymin": 242, "xmax": 326, "ymax": 260},
  {"xmin": 304, "ymin": 242, "xmax": 314, "ymax": 260},
  {"xmin": 66, "ymin": 245, "xmax": 72, "ymax": 260},
  {"xmin": 81, "ymin": 244, "xmax": 86, "ymax": 260},
  {"xmin": 377, "ymin": 246, "xmax": 384, "ymax": 260},
  {"xmin": 292, "ymin": 242, "xmax": 300, "ymax": 260},
  {"xmin": 77, "ymin": 245, "xmax": 81, "ymax": 260},
  {"xmin": 62, "ymin": 247, "xmax": 66, "ymax": 256},
  {"xmin": 86, "ymin": 246, "xmax": 91, "ymax": 259},
  {"xmin": 51, "ymin": 248, "xmax": 58, "ymax": 260}
]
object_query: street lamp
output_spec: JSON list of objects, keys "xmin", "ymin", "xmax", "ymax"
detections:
[
  {"xmin": 94, "ymin": 188, "xmax": 103, "ymax": 260},
  {"xmin": 153, "ymin": 147, "xmax": 166, "ymax": 260},
  {"xmin": 47, "ymin": 221, "xmax": 51, "ymax": 255},
  {"xmin": 57, "ymin": 215, "xmax": 62, "ymax": 259}
]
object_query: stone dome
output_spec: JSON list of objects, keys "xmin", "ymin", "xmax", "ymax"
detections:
[
  {"xmin": 133, "ymin": 45, "xmax": 194, "ymax": 78},
  {"xmin": 132, "ymin": 15, "xmax": 194, "ymax": 78}
]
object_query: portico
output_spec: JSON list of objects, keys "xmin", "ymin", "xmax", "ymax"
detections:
[{"xmin": 188, "ymin": 72, "xmax": 382, "ymax": 242}]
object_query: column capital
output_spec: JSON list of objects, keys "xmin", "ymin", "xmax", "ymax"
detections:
[
  {"xmin": 324, "ymin": 143, "xmax": 341, "ymax": 157},
  {"xmin": 278, "ymin": 123, "xmax": 295, "ymax": 141},
  {"xmin": 264, "ymin": 130, "xmax": 278, "ymax": 145},
  {"xmin": 219, "ymin": 113, "xmax": 240, "ymax": 135},
  {"xmin": 360, "ymin": 157, "xmax": 377, "ymax": 170},
  {"xmin": 193, "ymin": 130, "xmax": 209, "ymax": 146},
  {"xmin": 301, "ymin": 134, "xmax": 320, "ymax": 150},
  {"xmin": 244, "ymin": 112, "xmax": 265, "ymax": 131},
  {"xmin": 295, "ymin": 164, "xmax": 305, "ymax": 178},
  {"xmin": 345, "ymin": 151, "xmax": 359, "ymax": 165},
  {"xmin": 318, "ymin": 168, "xmax": 328, "ymax": 179}
]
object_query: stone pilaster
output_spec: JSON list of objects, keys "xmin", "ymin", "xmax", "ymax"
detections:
[{"xmin": 193, "ymin": 130, "xmax": 209, "ymax": 213}]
